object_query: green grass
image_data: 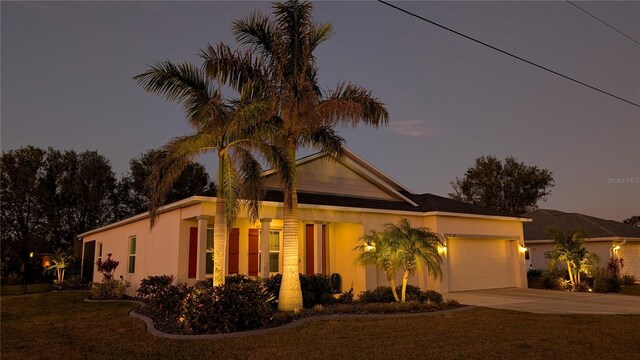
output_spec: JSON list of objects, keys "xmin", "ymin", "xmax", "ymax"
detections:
[
  {"xmin": 2, "ymin": 292, "xmax": 639, "ymax": 360},
  {"xmin": 1, "ymin": 283, "xmax": 52, "ymax": 296},
  {"xmin": 621, "ymin": 285, "xmax": 640, "ymax": 296}
]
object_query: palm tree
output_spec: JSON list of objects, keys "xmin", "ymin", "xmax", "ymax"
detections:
[
  {"xmin": 384, "ymin": 219, "xmax": 443, "ymax": 303},
  {"xmin": 48, "ymin": 249, "xmax": 73, "ymax": 285},
  {"xmin": 134, "ymin": 61, "xmax": 291, "ymax": 286},
  {"xmin": 201, "ymin": 0, "xmax": 389, "ymax": 311},
  {"xmin": 546, "ymin": 227, "xmax": 599, "ymax": 291},
  {"xmin": 354, "ymin": 230, "xmax": 401, "ymax": 302}
]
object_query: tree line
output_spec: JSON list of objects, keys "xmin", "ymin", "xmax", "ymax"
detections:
[{"xmin": 0, "ymin": 146, "xmax": 214, "ymax": 276}]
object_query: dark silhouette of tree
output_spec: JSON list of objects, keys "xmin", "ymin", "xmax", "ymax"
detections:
[
  {"xmin": 449, "ymin": 155, "xmax": 554, "ymax": 215},
  {"xmin": 623, "ymin": 215, "xmax": 640, "ymax": 227}
]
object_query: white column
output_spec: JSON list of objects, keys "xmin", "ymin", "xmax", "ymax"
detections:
[
  {"xmin": 315, "ymin": 223, "xmax": 324, "ymax": 274},
  {"xmin": 260, "ymin": 218, "xmax": 272, "ymax": 278},
  {"xmin": 196, "ymin": 216, "xmax": 209, "ymax": 281}
]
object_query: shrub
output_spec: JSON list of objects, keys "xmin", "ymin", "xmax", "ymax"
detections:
[
  {"xmin": 136, "ymin": 275, "xmax": 175, "ymax": 300},
  {"xmin": 156, "ymin": 283, "xmax": 189, "ymax": 315},
  {"xmin": 91, "ymin": 279, "xmax": 130, "ymax": 300},
  {"xmin": 421, "ymin": 289, "xmax": 444, "ymax": 304},
  {"xmin": 337, "ymin": 287, "xmax": 354, "ymax": 304},
  {"xmin": 300, "ymin": 274, "xmax": 333, "ymax": 307},
  {"xmin": 62, "ymin": 275, "xmax": 90, "ymax": 290},
  {"xmin": 542, "ymin": 267, "xmax": 570, "ymax": 290},
  {"xmin": 225, "ymin": 274, "xmax": 255, "ymax": 285},
  {"xmin": 262, "ymin": 273, "xmax": 334, "ymax": 308},
  {"xmin": 608, "ymin": 257, "xmax": 624, "ymax": 278},
  {"xmin": 95, "ymin": 253, "xmax": 119, "ymax": 281},
  {"xmin": 178, "ymin": 281, "xmax": 274, "ymax": 334},
  {"xmin": 359, "ymin": 286, "xmax": 396, "ymax": 303},
  {"xmin": 621, "ymin": 274, "xmax": 636, "ymax": 286},
  {"xmin": 527, "ymin": 268, "xmax": 544, "ymax": 282},
  {"xmin": 593, "ymin": 268, "xmax": 621, "ymax": 293}
]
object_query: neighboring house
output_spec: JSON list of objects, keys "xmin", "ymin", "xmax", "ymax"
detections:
[
  {"xmin": 523, "ymin": 209, "xmax": 640, "ymax": 279},
  {"xmin": 80, "ymin": 148, "xmax": 530, "ymax": 296}
]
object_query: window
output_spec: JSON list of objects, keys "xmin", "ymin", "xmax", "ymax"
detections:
[
  {"xmin": 259, "ymin": 230, "xmax": 281, "ymax": 273},
  {"xmin": 206, "ymin": 228, "xmax": 214, "ymax": 275},
  {"xmin": 128, "ymin": 236, "xmax": 136, "ymax": 273},
  {"xmin": 97, "ymin": 242, "xmax": 103, "ymax": 262}
]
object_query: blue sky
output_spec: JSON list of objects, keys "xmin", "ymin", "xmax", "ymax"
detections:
[{"xmin": 2, "ymin": 1, "xmax": 638, "ymax": 221}]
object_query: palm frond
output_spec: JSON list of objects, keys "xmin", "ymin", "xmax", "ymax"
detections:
[
  {"xmin": 220, "ymin": 152, "xmax": 241, "ymax": 226},
  {"xmin": 232, "ymin": 11, "xmax": 280, "ymax": 56},
  {"xmin": 147, "ymin": 133, "xmax": 216, "ymax": 226},
  {"xmin": 200, "ymin": 43, "xmax": 268, "ymax": 97},
  {"xmin": 134, "ymin": 61, "xmax": 222, "ymax": 130},
  {"xmin": 315, "ymin": 82, "xmax": 389, "ymax": 127},
  {"xmin": 230, "ymin": 146, "xmax": 264, "ymax": 222},
  {"xmin": 299, "ymin": 125, "xmax": 344, "ymax": 160}
]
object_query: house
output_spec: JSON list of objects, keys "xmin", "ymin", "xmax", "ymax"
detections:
[
  {"xmin": 523, "ymin": 209, "xmax": 640, "ymax": 278},
  {"xmin": 79, "ymin": 148, "xmax": 530, "ymax": 296}
]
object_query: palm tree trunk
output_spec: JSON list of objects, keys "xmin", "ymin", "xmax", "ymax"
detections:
[
  {"xmin": 401, "ymin": 269, "xmax": 410, "ymax": 303},
  {"xmin": 278, "ymin": 143, "xmax": 303, "ymax": 311},
  {"xmin": 386, "ymin": 269, "xmax": 400, "ymax": 302},
  {"xmin": 566, "ymin": 261, "xmax": 576, "ymax": 291},
  {"xmin": 213, "ymin": 157, "xmax": 228, "ymax": 286}
]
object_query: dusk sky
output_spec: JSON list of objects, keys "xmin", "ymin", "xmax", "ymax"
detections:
[{"xmin": 2, "ymin": 1, "xmax": 638, "ymax": 221}]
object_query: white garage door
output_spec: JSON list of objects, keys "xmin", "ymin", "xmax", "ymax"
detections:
[
  {"xmin": 448, "ymin": 238, "xmax": 516, "ymax": 292},
  {"xmin": 622, "ymin": 243, "xmax": 640, "ymax": 279}
]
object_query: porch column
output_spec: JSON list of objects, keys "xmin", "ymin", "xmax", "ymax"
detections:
[
  {"xmin": 260, "ymin": 218, "xmax": 272, "ymax": 278},
  {"xmin": 314, "ymin": 222, "xmax": 325, "ymax": 274},
  {"xmin": 196, "ymin": 215, "xmax": 209, "ymax": 281}
]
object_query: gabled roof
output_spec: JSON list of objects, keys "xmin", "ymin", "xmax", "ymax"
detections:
[
  {"xmin": 263, "ymin": 190, "xmax": 513, "ymax": 217},
  {"xmin": 522, "ymin": 209, "xmax": 640, "ymax": 241}
]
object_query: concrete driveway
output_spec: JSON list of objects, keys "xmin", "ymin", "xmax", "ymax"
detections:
[{"xmin": 443, "ymin": 288, "xmax": 640, "ymax": 314}]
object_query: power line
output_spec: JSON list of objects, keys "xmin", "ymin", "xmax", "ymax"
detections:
[
  {"xmin": 566, "ymin": 0, "xmax": 640, "ymax": 47},
  {"xmin": 377, "ymin": 0, "xmax": 640, "ymax": 108}
]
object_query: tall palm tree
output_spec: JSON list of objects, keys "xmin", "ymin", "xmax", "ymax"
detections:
[
  {"xmin": 354, "ymin": 230, "xmax": 401, "ymax": 302},
  {"xmin": 201, "ymin": 0, "xmax": 389, "ymax": 311},
  {"xmin": 546, "ymin": 227, "xmax": 599, "ymax": 291},
  {"xmin": 134, "ymin": 61, "xmax": 291, "ymax": 286},
  {"xmin": 384, "ymin": 219, "xmax": 443, "ymax": 303}
]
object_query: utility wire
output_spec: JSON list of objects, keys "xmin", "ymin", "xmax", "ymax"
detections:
[
  {"xmin": 377, "ymin": 0, "xmax": 640, "ymax": 108},
  {"xmin": 566, "ymin": 0, "xmax": 640, "ymax": 47}
]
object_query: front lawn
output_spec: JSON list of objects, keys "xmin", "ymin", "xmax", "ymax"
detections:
[
  {"xmin": 1, "ymin": 283, "xmax": 52, "ymax": 296},
  {"xmin": 2, "ymin": 292, "xmax": 639, "ymax": 359},
  {"xmin": 621, "ymin": 285, "xmax": 640, "ymax": 296}
]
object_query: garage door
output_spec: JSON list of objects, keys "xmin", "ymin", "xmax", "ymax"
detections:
[
  {"xmin": 448, "ymin": 238, "xmax": 516, "ymax": 292},
  {"xmin": 622, "ymin": 243, "xmax": 640, "ymax": 279}
]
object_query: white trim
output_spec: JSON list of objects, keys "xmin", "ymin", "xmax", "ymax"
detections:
[
  {"xmin": 525, "ymin": 237, "xmax": 640, "ymax": 245},
  {"xmin": 78, "ymin": 196, "xmax": 213, "ymax": 238},
  {"xmin": 444, "ymin": 233, "xmax": 521, "ymax": 241},
  {"xmin": 342, "ymin": 147, "xmax": 414, "ymax": 194}
]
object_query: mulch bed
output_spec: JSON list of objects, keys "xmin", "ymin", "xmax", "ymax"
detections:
[{"xmin": 134, "ymin": 300, "xmax": 464, "ymax": 336}]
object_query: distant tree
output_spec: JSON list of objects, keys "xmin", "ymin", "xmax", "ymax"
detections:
[
  {"xmin": 114, "ymin": 149, "xmax": 215, "ymax": 219},
  {"xmin": 1, "ymin": 147, "xmax": 117, "ymax": 280},
  {"xmin": 0, "ymin": 147, "xmax": 49, "ymax": 281},
  {"xmin": 623, "ymin": 216, "xmax": 640, "ymax": 227},
  {"xmin": 449, "ymin": 155, "xmax": 554, "ymax": 215}
]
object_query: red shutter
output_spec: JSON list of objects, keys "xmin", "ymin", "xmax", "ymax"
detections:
[
  {"xmin": 228, "ymin": 228, "xmax": 240, "ymax": 274},
  {"xmin": 306, "ymin": 224, "xmax": 314, "ymax": 275},
  {"xmin": 248, "ymin": 229, "xmax": 259, "ymax": 276},
  {"xmin": 321, "ymin": 225, "xmax": 327, "ymax": 274},
  {"xmin": 188, "ymin": 227, "xmax": 198, "ymax": 278}
]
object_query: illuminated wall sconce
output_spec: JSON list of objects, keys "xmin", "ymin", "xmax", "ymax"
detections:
[
  {"xmin": 612, "ymin": 245, "xmax": 621, "ymax": 251},
  {"xmin": 438, "ymin": 244, "xmax": 447, "ymax": 255},
  {"xmin": 519, "ymin": 245, "xmax": 528, "ymax": 253}
]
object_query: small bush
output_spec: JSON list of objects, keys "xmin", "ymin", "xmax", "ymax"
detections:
[
  {"xmin": 527, "ymin": 268, "xmax": 544, "ymax": 282},
  {"xmin": 178, "ymin": 281, "xmax": 274, "ymax": 334},
  {"xmin": 593, "ymin": 268, "xmax": 621, "ymax": 293},
  {"xmin": 62, "ymin": 275, "xmax": 90, "ymax": 290},
  {"xmin": 225, "ymin": 274, "xmax": 255, "ymax": 285},
  {"xmin": 312, "ymin": 304, "xmax": 325, "ymax": 314},
  {"xmin": 337, "ymin": 287, "xmax": 354, "ymax": 304},
  {"xmin": 621, "ymin": 274, "xmax": 636, "ymax": 286},
  {"xmin": 421, "ymin": 289, "xmax": 444, "ymax": 304},
  {"xmin": 263, "ymin": 273, "xmax": 282, "ymax": 302},
  {"xmin": 300, "ymin": 273, "xmax": 333, "ymax": 307},
  {"xmin": 359, "ymin": 286, "xmax": 396, "ymax": 303},
  {"xmin": 542, "ymin": 267, "xmax": 570, "ymax": 290},
  {"xmin": 95, "ymin": 253, "xmax": 119, "ymax": 281},
  {"xmin": 91, "ymin": 279, "xmax": 130, "ymax": 300},
  {"xmin": 136, "ymin": 275, "xmax": 175, "ymax": 300}
]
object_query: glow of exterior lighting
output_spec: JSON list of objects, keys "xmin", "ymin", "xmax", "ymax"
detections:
[
  {"xmin": 29, "ymin": 252, "xmax": 34, "ymax": 258},
  {"xmin": 613, "ymin": 245, "xmax": 621, "ymax": 251},
  {"xmin": 365, "ymin": 243, "xmax": 376, "ymax": 252},
  {"xmin": 438, "ymin": 245, "xmax": 447, "ymax": 255},
  {"xmin": 519, "ymin": 245, "xmax": 528, "ymax": 253}
]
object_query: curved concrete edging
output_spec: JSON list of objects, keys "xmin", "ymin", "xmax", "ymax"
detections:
[{"xmin": 83, "ymin": 298, "xmax": 476, "ymax": 340}]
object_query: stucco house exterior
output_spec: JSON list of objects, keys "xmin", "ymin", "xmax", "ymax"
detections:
[
  {"xmin": 523, "ymin": 209, "xmax": 640, "ymax": 279},
  {"xmin": 80, "ymin": 148, "xmax": 530, "ymax": 296}
]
